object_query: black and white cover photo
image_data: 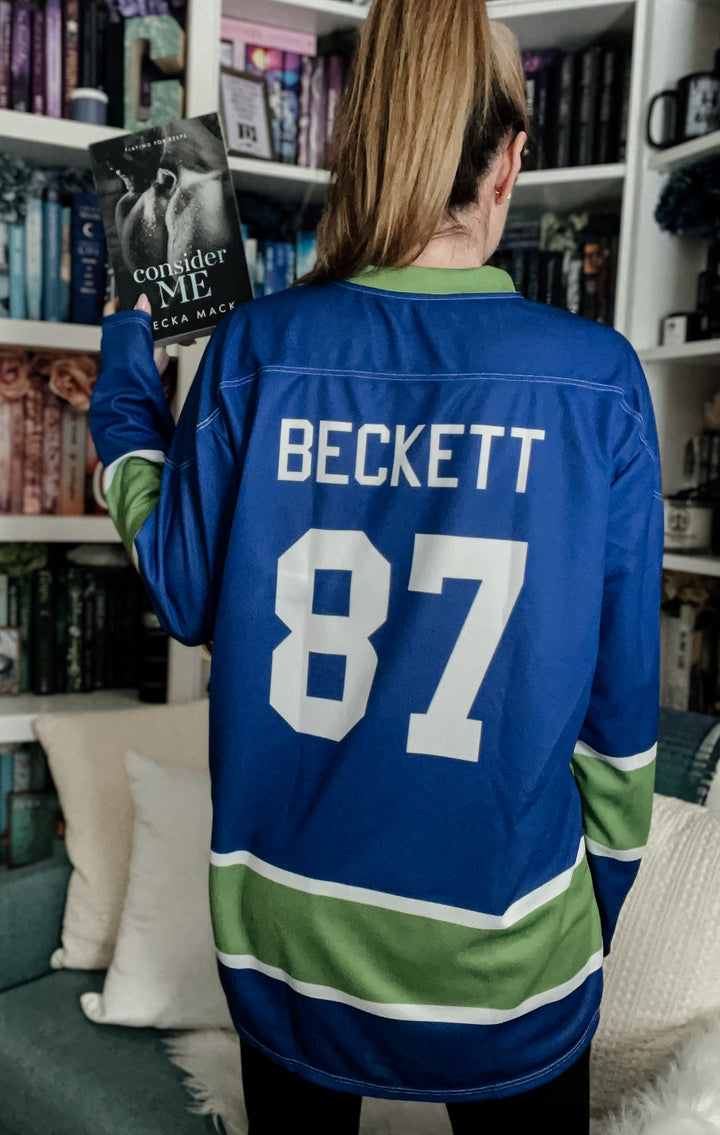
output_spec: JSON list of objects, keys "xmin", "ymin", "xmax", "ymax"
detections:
[{"xmin": 90, "ymin": 113, "xmax": 253, "ymax": 345}]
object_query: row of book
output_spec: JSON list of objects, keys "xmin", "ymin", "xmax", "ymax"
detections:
[
  {"xmin": 0, "ymin": 543, "xmax": 169, "ymax": 700},
  {"xmin": 244, "ymin": 228, "xmax": 317, "ymax": 297},
  {"xmin": 0, "ymin": 349, "xmax": 104, "ymax": 517},
  {"xmin": 221, "ymin": 15, "xmax": 355, "ymax": 169},
  {"xmin": 490, "ymin": 211, "xmax": 620, "ymax": 325},
  {"xmin": 0, "ymin": 741, "xmax": 61, "ymax": 867},
  {"xmin": 0, "ymin": 1, "xmax": 188, "ymax": 128},
  {"xmin": 0, "ymin": 182, "xmax": 106, "ymax": 325},
  {"xmin": 522, "ymin": 40, "xmax": 631, "ymax": 170}
]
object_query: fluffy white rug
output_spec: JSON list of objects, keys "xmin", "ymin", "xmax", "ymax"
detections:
[{"xmin": 166, "ymin": 1016, "xmax": 720, "ymax": 1135}]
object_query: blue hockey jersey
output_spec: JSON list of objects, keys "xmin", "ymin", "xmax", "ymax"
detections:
[{"xmin": 90, "ymin": 264, "xmax": 663, "ymax": 1101}]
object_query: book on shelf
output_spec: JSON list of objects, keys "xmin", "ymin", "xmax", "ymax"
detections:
[
  {"xmin": 0, "ymin": 742, "xmax": 54, "ymax": 867},
  {"xmin": 6, "ymin": 790, "xmax": 61, "ymax": 867},
  {"xmin": 30, "ymin": 0, "xmax": 45, "ymax": 115},
  {"xmin": 90, "ymin": 112, "xmax": 252, "ymax": 345},
  {"xmin": 10, "ymin": 0, "xmax": 30, "ymax": 114},
  {"xmin": 45, "ymin": 0, "xmax": 63, "ymax": 119},
  {"xmin": 0, "ymin": 2, "xmax": 11, "ymax": 109},
  {"xmin": 63, "ymin": 0, "xmax": 80, "ymax": 118}
]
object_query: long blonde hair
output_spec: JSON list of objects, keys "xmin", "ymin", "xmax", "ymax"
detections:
[{"xmin": 304, "ymin": 0, "xmax": 528, "ymax": 284}]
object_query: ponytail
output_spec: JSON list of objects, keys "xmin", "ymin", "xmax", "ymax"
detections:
[{"xmin": 304, "ymin": 0, "xmax": 528, "ymax": 284}]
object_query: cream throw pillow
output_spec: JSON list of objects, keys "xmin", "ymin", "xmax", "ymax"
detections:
[
  {"xmin": 591, "ymin": 794, "xmax": 720, "ymax": 1119},
  {"xmin": 33, "ymin": 700, "xmax": 209, "ymax": 970},
  {"xmin": 82, "ymin": 751, "xmax": 232, "ymax": 1029}
]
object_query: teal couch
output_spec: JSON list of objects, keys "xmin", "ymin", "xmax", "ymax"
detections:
[
  {"xmin": 0, "ymin": 707, "xmax": 718, "ymax": 1135},
  {"xmin": 0, "ymin": 856, "xmax": 215, "ymax": 1135}
]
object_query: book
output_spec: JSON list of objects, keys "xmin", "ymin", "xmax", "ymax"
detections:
[
  {"xmin": 295, "ymin": 230, "xmax": 317, "ymax": 279},
  {"xmin": 41, "ymin": 385, "xmax": 62, "ymax": 514},
  {"xmin": 71, "ymin": 191, "xmax": 106, "ymax": 325},
  {"xmin": 324, "ymin": 54, "xmax": 344, "ymax": 167},
  {"xmin": 9, "ymin": 398, "xmax": 25, "ymax": 512},
  {"xmin": 245, "ymin": 45, "xmax": 284, "ymax": 158},
  {"xmin": 307, "ymin": 55, "xmax": 327, "ymax": 169},
  {"xmin": 45, "ymin": 0, "xmax": 63, "ymax": 118},
  {"xmin": 31, "ymin": 0, "xmax": 46, "ymax": 115},
  {"xmin": 220, "ymin": 18, "xmax": 316, "ymax": 71},
  {"xmin": 42, "ymin": 183, "xmax": 64, "ymax": 321},
  {"xmin": 64, "ymin": 564, "xmax": 83, "ymax": 692},
  {"xmin": 555, "ymin": 52, "xmax": 576, "ymax": 169},
  {"xmin": 58, "ymin": 403, "xmax": 87, "ymax": 515},
  {"xmin": 25, "ymin": 196, "xmax": 43, "ymax": 321},
  {"xmin": 0, "ymin": 749, "xmax": 13, "ymax": 860},
  {"xmin": 0, "ymin": 220, "xmax": 9, "ymax": 318},
  {"xmin": 6, "ymin": 789, "xmax": 60, "ymax": 867},
  {"xmin": 572, "ymin": 44, "xmax": 603, "ymax": 167},
  {"xmin": 596, "ymin": 46, "xmax": 620, "ymax": 165},
  {"xmin": 63, "ymin": 0, "xmax": 81, "ymax": 118},
  {"xmin": 8, "ymin": 577, "xmax": 31, "ymax": 693},
  {"xmin": 0, "ymin": 2, "xmax": 11, "ymax": 109},
  {"xmin": 280, "ymin": 52, "xmax": 301, "ymax": 164},
  {"xmin": 60, "ymin": 197, "xmax": 72, "ymax": 321},
  {"xmin": 0, "ymin": 571, "xmax": 7, "ymax": 625},
  {"xmin": 296, "ymin": 54, "xmax": 313, "ymax": 168},
  {"xmin": 80, "ymin": 0, "xmax": 102, "ymax": 89},
  {"xmin": 22, "ymin": 378, "xmax": 44, "ymax": 516},
  {"xmin": 11, "ymin": 0, "xmax": 31, "ymax": 113},
  {"xmin": 103, "ymin": 10, "xmax": 125, "ymax": 128},
  {"xmin": 9, "ymin": 223, "xmax": 26, "ymax": 320},
  {"xmin": 0, "ymin": 627, "xmax": 20, "ymax": 695},
  {"xmin": 90, "ymin": 113, "xmax": 253, "ymax": 345},
  {"xmin": 617, "ymin": 47, "xmax": 632, "ymax": 162},
  {"xmin": 31, "ymin": 566, "xmax": 55, "ymax": 695},
  {"xmin": 0, "ymin": 398, "xmax": 9, "ymax": 513}
]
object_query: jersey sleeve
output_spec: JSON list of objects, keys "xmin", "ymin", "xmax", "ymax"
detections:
[
  {"xmin": 571, "ymin": 346, "xmax": 664, "ymax": 954},
  {"xmin": 89, "ymin": 308, "xmax": 247, "ymax": 647}
]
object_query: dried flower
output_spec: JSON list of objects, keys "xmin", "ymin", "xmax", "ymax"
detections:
[{"xmin": 48, "ymin": 353, "xmax": 98, "ymax": 411}]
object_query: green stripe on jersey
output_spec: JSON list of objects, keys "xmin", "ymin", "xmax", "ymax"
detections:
[
  {"xmin": 105, "ymin": 457, "xmax": 163, "ymax": 558},
  {"xmin": 346, "ymin": 264, "xmax": 516, "ymax": 295},
  {"xmin": 571, "ymin": 752, "xmax": 655, "ymax": 853},
  {"xmin": 210, "ymin": 854, "xmax": 602, "ymax": 1013}
]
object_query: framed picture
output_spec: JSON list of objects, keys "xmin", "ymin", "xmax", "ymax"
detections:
[
  {"xmin": 219, "ymin": 68, "xmax": 275, "ymax": 161},
  {"xmin": 0, "ymin": 628, "xmax": 20, "ymax": 696}
]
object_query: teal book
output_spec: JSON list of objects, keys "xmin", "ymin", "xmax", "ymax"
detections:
[
  {"xmin": 25, "ymin": 196, "xmax": 43, "ymax": 321},
  {"xmin": 7, "ymin": 790, "xmax": 60, "ymax": 867},
  {"xmin": 9, "ymin": 222, "xmax": 26, "ymax": 319},
  {"xmin": 42, "ymin": 184, "xmax": 63, "ymax": 322}
]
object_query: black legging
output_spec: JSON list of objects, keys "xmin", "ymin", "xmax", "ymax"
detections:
[{"xmin": 240, "ymin": 1037, "xmax": 590, "ymax": 1135}]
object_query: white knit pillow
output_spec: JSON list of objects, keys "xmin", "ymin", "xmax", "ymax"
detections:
[
  {"xmin": 33, "ymin": 699, "xmax": 209, "ymax": 970},
  {"xmin": 591, "ymin": 794, "xmax": 720, "ymax": 1119}
]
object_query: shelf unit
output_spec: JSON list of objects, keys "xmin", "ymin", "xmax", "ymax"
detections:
[{"xmin": 1, "ymin": 0, "xmax": 717, "ymax": 738}]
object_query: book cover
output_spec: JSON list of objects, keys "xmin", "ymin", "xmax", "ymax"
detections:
[
  {"xmin": 0, "ymin": 2, "xmax": 12, "ymax": 109},
  {"xmin": 0, "ymin": 629, "xmax": 20, "ymax": 696},
  {"xmin": 42, "ymin": 183, "xmax": 64, "ymax": 321},
  {"xmin": 9, "ymin": 223, "xmax": 26, "ymax": 320},
  {"xmin": 296, "ymin": 54, "xmax": 313, "ymax": 168},
  {"xmin": 7, "ymin": 789, "xmax": 61, "ymax": 867},
  {"xmin": 31, "ymin": 0, "xmax": 46, "ymax": 116},
  {"xmin": 11, "ymin": 0, "xmax": 31, "ymax": 113},
  {"xmin": 25, "ymin": 197, "xmax": 43, "ymax": 322},
  {"xmin": 63, "ymin": 0, "xmax": 80, "ymax": 118},
  {"xmin": 71, "ymin": 191, "xmax": 106, "ymax": 325},
  {"xmin": 45, "ymin": 0, "xmax": 63, "ymax": 118},
  {"xmin": 90, "ymin": 113, "xmax": 252, "ymax": 345},
  {"xmin": 22, "ymin": 377, "xmax": 44, "ymax": 516},
  {"xmin": 58, "ymin": 403, "xmax": 87, "ymax": 515},
  {"xmin": 280, "ymin": 52, "xmax": 301, "ymax": 164}
]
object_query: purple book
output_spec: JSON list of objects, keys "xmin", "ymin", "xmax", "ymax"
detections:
[
  {"xmin": 296, "ymin": 54, "xmax": 313, "ymax": 168},
  {"xmin": 0, "ymin": 2, "xmax": 12, "ymax": 109},
  {"xmin": 324, "ymin": 54, "xmax": 344, "ymax": 168},
  {"xmin": 45, "ymin": 0, "xmax": 63, "ymax": 118},
  {"xmin": 31, "ymin": 3, "xmax": 45, "ymax": 115},
  {"xmin": 11, "ymin": 0, "xmax": 31, "ymax": 114},
  {"xmin": 307, "ymin": 55, "xmax": 326, "ymax": 170}
]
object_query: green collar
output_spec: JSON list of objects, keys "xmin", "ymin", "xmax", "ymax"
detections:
[{"xmin": 345, "ymin": 264, "xmax": 516, "ymax": 295}]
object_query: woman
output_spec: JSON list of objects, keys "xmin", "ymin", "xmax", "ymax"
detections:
[{"xmin": 90, "ymin": 1, "xmax": 663, "ymax": 1132}]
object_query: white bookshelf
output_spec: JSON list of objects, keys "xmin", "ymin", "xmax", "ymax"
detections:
[
  {"xmin": 0, "ymin": 690, "xmax": 140, "ymax": 744},
  {"xmin": 0, "ymin": 0, "xmax": 717, "ymax": 739}
]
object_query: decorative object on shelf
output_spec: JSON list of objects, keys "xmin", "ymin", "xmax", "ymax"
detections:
[
  {"xmin": 647, "ymin": 58, "xmax": 720, "ymax": 150},
  {"xmin": 661, "ymin": 311, "xmax": 704, "ymax": 345},
  {"xmin": 90, "ymin": 113, "xmax": 252, "ymax": 345},
  {"xmin": 655, "ymin": 155, "xmax": 720, "ymax": 238},
  {"xmin": 123, "ymin": 14, "xmax": 185, "ymax": 131},
  {"xmin": 220, "ymin": 68, "xmax": 274, "ymax": 162},
  {"xmin": 70, "ymin": 86, "xmax": 108, "ymax": 125}
]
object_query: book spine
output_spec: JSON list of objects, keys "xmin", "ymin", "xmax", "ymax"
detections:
[
  {"xmin": 31, "ymin": 1, "xmax": 46, "ymax": 115},
  {"xmin": 280, "ymin": 51, "xmax": 301, "ymax": 164},
  {"xmin": 0, "ymin": 398, "xmax": 10, "ymax": 513},
  {"xmin": 81, "ymin": 568, "xmax": 96, "ymax": 691},
  {"xmin": 63, "ymin": 0, "xmax": 80, "ymax": 118},
  {"xmin": 93, "ymin": 570, "xmax": 108, "ymax": 689},
  {"xmin": 0, "ymin": 2, "xmax": 12, "ymax": 109},
  {"xmin": 22, "ymin": 378, "xmax": 43, "ymax": 516},
  {"xmin": 307, "ymin": 56, "xmax": 327, "ymax": 169},
  {"xmin": 9, "ymin": 398, "xmax": 25, "ymax": 512},
  {"xmin": 264, "ymin": 241, "xmax": 277, "ymax": 296},
  {"xmin": 521, "ymin": 69, "xmax": 538, "ymax": 172},
  {"xmin": 245, "ymin": 45, "xmax": 284, "ymax": 159},
  {"xmin": 70, "ymin": 191, "xmax": 105, "ymax": 325},
  {"xmin": 0, "ymin": 571, "xmax": 7, "ymax": 625},
  {"xmin": 42, "ymin": 185, "xmax": 63, "ymax": 321},
  {"xmin": 0, "ymin": 750, "xmax": 13, "ymax": 861},
  {"xmin": 9, "ymin": 224, "xmax": 26, "ymax": 320},
  {"xmin": 573, "ymin": 44, "xmax": 602, "ymax": 167},
  {"xmin": 58, "ymin": 403, "xmax": 87, "ymax": 515},
  {"xmin": 85, "ymin": 421, "xmax": 107, "ymax": 514},
  {"xmin": 13, "ymin": 746, "xmax": 31, "ymax": 793},
  {"xmin": 581, "ymin": 239, "xmax": 601, "ymax": 322},
  {"xmin": 11, "ymin": 0, "xmax": 31, "ymax": 113},
  {"xmin": 103, "ymin": 14, "xmax": 125, "ymax": 129},
  {"xmin": 31, "ymin": 567, "xmax": 55, "ymax": 696},
  {"xmin": 80, "ymin": 0, "xmax": 99, "ymax": 89},
  {"xmin": 283, "ymin": 242, "xmax": 296, "ymax": 289},
  {"xmin": 617, "ymin": 47, "xmax": 632, "ymax": 162},
  {"xmin": 0, "ymin": 220, "xmax": 10, "ymax": 318},
  {"xmin": 64, "ymin": 565, "xmax": 83, "ymax": 693},
  {"xmin": 295, "ymin": 230, "xmax": 317, "ymax": 279},
  {"xmin": 555, "ymin": 52, "xmax": 575, "ymax": 169},
  {"xmin": 60, "ymin": 200, "xmax": 71, "ymax": 321},
  {"xmin": 296, "ymin": 55, "xmax": 313, "ymax": 168},
  {"xmin": 41, "ymin": 387, "xmax": 62, "ymax": 514},
  {"xmin": 536, "ymin": 59, "xmax": 559, "ymax": 169},
  {"xmin": 25, "ymin": 198, "xmax": 43, "ymax": 322},
  {"xmin": 324, "ymin": 54, "xmax": 344, "ymax": 168},
  {"xmin": 10, "ymin": 576, "xmax": 32, "ymax": 693},
  {"xmin": 44, "ymin": 0, "xmax": 63, "ymax": 118},
  {"xmin": 596, "ymin": 47, "xmax": 618, "ymax": 165}
]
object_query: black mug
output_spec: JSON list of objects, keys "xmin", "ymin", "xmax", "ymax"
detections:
[{"xmin": 647, "ymin": 71, "xmax": 720, "ymax": 149}]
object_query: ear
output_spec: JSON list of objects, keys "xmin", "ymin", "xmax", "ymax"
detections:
[{"xmin": 494, "ymin": 132, "xmax": 526, "ymax": 202}]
